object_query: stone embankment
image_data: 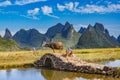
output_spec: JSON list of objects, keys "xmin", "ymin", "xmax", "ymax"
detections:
[{"xmin": 34, "ymin": 53, "xmax": 120, "ymax": 78}]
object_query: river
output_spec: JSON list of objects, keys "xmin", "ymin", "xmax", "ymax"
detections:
[{"xmin": 0, "ymin": 60, "xmax": 120, "ymax": 80}]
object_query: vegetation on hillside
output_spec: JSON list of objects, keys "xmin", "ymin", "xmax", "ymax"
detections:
[
  {"xmin": 0, "ymin": 37, "xmax": 20, "ymax": 51},
  {"xmin": 53, "ymin": 32, "xmax": 80, "ymax": 49},
  {"xmin": 77, "ymin": 23, "xmax": 120, "ymax": 48}
]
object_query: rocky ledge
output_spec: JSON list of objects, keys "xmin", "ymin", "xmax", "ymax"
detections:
[{"xmin": 34, "ymin": 53, "xmax": 120, "ymax": 78}]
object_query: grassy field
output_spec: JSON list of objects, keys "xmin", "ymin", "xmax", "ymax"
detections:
[{"xmin": 0, "ymin": 48, "xmax": 120, "ymax": 69}]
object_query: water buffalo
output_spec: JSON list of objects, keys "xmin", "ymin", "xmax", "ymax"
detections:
[{"xmin": 42, "ymin": 42, "xmax": 63, "ymax": 53}]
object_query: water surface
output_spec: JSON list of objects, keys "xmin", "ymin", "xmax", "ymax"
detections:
[
  {"xmin": 0, "ymin": 60, "xmax": 120, "ymax": 80},
  {"xmin": 100, "ymin": 60, "xmax": 120, "ymax": 67},
  {"xmin": 0, "ymin": 68, "xmax": 118, "ymax": 80}
]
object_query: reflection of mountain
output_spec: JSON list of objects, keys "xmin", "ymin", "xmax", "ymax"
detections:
[{"xmin": 40, "ymin": 69, "xmax": 115, "ymax": 80}]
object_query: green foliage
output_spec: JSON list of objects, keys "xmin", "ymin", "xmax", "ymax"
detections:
[
  {"xmin": 0, "ymin": 37, "xmax": 20, "ymax": 51},
  {"xmin": 53, "ymin": 31, "xmax": 80, "ymax": 49}
]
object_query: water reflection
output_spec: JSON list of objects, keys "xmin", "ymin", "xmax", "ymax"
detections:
[
  {"xmin": 40, "ymin": 69, "xmax": 117, "ymax": 80},
  {"xmin": 0, "ymin": 68, "xmax": 119, "ymax": 80},
  {"xmin": 101, "ymin": 60, "xmax": 120, "ymax": 67},
  {"xmin": 0, "ymin": 68, "xmax": 45, "ymax": 80}
]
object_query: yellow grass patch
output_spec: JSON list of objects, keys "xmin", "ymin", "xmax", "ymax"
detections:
[{"xmin": 0, "ymin": 48, "xmax": 120, "ymax": 69}]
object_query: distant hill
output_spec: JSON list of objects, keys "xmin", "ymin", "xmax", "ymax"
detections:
[
  {"xmin": 3, "ymin": 22, "xmax": 119, "ymax": 49},
  {"xmin": 45, "ymin": 23, "xmax": 64, "ymax": 39},
  {"xmin": 46, "ymin": 22, "xmax": 81, "ymax": 48},
  {"xmin": 3, "ymin": 28, "xmax": 12, "ymax": 40},
  {"xmin": 12, "ymin": 22, "xmax": 80, "ymax": 49},
  {"xmin": 117, "ymin": 35, "xmax": 120, "ymax": 43},
  {"xmin": 77, "ymin": 23, "xmax": 120, "ymax": 48},
  {"xmin": 78, "ymin": 27, "xmax": 87, "ymax": 34},
  {"xmin": 13, "ymin": 29, "xmax": 47, "ymax": 48},
  {"xmin": 0, "ymin": 36, "xmax": 20, "ymax": 51}
]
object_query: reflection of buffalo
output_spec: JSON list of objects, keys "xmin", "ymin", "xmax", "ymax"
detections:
[{"xmin": 42, "ymin": 42, "xmax": 63, "ymax": 53}]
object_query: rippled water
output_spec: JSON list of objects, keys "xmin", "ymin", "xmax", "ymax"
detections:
[{"xmin": 0, "ymin": 60, "xmax": 120, "ymax": 80}]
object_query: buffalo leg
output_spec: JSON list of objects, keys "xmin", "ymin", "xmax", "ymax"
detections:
[{"xmin": 51, "ymin": 45, "xmax": 55, "ymax": 53}]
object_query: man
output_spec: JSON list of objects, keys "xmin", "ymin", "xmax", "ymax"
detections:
[{"xmin": 66, "ymin": 47, "xmax": 73, "ymax": 57}]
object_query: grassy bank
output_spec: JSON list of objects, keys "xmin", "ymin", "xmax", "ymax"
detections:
[
  {"xmin": 0, "ymin": 48, "xmax": 120, "ymax": 69},
  {"xmin": 74, "ymin": 48, "xmax": 120, "ymax": 62}
]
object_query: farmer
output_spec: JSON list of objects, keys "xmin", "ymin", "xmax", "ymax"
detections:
[{"xmin": 65, "ymin": 47, "xmax": 73, "ymax": 57}]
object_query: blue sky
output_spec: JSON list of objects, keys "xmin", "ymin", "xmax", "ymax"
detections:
[{"xmin": 0, "ymin": 0, "xmax": 120, "ymax": 37}]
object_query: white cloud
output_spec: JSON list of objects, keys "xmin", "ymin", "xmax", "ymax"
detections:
[
  {"xmin": 65, "ymin": 2, "xmax": 74, "ymax": 10},
  {"xmin": 77, "ymin": 4, "xmax": 106, "ymax": 13},
  {"xmin": 28, "ymin": 8, "xmax": 40, "ymax": 16},
  {"xmin": 0, "ymin": 1, "xmax": 12, "ymax": 7},
  {"xmin": 15, "ymin": 0, "xmax": 47, "ymax": 5},
  {"xmin": 57, "ymin": 2, "xmax": 79, "ymax": 12},
  {"xmin": 57, "ymin": 4, "xmax": 65, "ymax": 11},
  {"xmin": 57, "ymin": 2, "xmax": 120, "ymax": 13},
  {"xmin": 0, "ymin": 0, "xmax": 47, "ymax": 6},
  {"xmin": 41, "ymin": 6, "xmax": 59, "ymax": 19},
  {"xmin": 41, "ymin": 6, "xmax": 52, "ymax": 14},
  {"xmin": 22, "ymin": 8, "xmax": 40, "ymax": 20}
]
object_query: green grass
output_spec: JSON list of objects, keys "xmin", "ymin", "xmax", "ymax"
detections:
[
  {"xmin": 74, "ymin": 48, "xmax": 120, "ymax": 62},
  {"xmin": 0, "ymin": 48, "xmax": 120, "ymax": 69}
]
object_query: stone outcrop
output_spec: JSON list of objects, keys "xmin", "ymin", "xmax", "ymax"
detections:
[
  {"xmin": 34, "ymin": 53, "xmax": 120, "ymax": 78},
  {"xmin": 3, "ymin": 28, "xmax": 12, "ymax": 40}
]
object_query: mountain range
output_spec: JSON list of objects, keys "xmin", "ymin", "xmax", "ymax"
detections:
[
  {"xmin": 77, "ymin": 23, "xmax": 120, "ymax": 48},
  {"xmin": 45, "ymin": 22, "xmax": 80, "ymax": 48},
  {"xmin": 1, "ymin": 22, "xmax": 120, "ymax": 50},
  {"xmin": 13, "ymin": 29, "xmax": 47, "ymax": 48}
]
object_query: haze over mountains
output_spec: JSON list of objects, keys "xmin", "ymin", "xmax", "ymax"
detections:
[{"xmin": 1, "ymin": 22, "xmax": 120, "ymax": 50}]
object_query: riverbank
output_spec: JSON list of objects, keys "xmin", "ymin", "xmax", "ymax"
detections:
[{"xmin": 0, "ymin": 48, "xmax": 120, "ymax": 69}]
